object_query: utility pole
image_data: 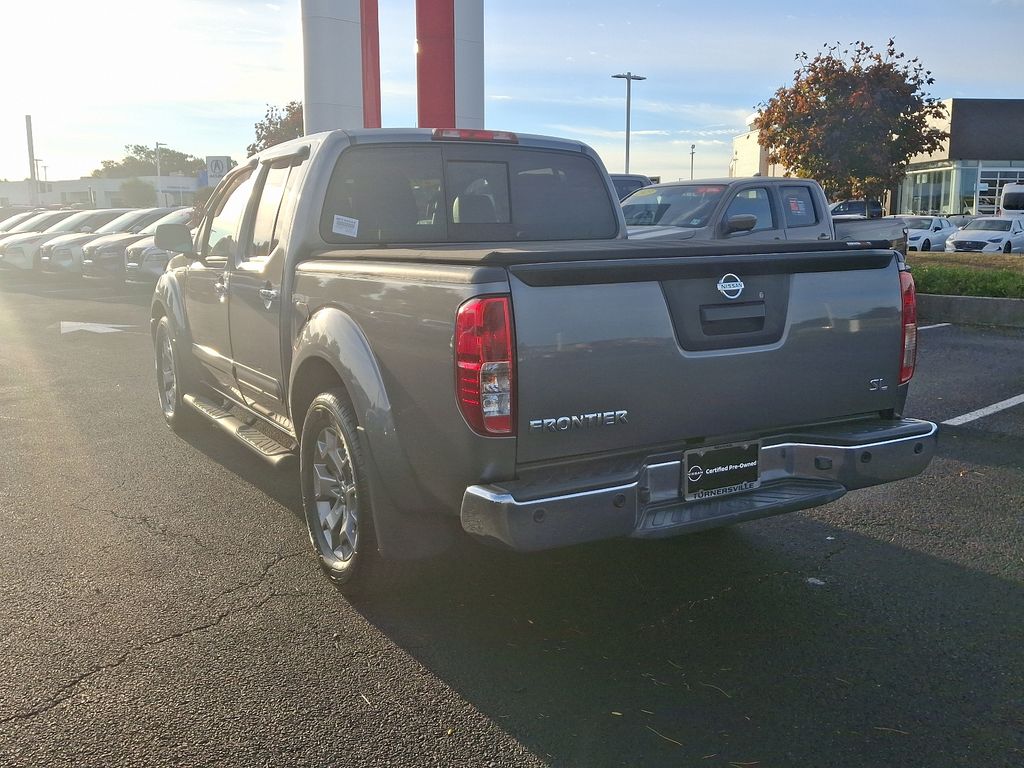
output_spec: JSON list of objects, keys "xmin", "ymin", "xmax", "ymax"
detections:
[
  {"xmin": 612, "ymin": 72, "xmax": 646, "ymax": 174},
  {"xmin": 155, "ymin": 142, "xmax": 166, "ymax": 206},
  {"xmin": 690, "ymin": 144, "xmax": 696, "ymax": 180},
  {"xmin": 25, "ymin": 115, "xmax": 38, "ymax": 206}
]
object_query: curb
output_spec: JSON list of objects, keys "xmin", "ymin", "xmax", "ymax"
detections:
[{"xmin": 917, "ymin": 293, "xmax": 1024, "ymax": 329}]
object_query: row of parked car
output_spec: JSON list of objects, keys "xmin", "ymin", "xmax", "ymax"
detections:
[
  {"xmin": 0, "ymin": 205, "xmax": 195, "ymax": 282},
  {"xmin": 898, "ymin": 214, "xmax": 1024, "ymax": 254}
]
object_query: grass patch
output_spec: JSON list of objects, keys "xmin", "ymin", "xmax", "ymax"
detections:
[
  {"xmin": 906, "ymin": 251, "xmax": 1024, "ymax": 299},
  {"xmin": 908, "ymin": 251, "xmax": 1024, "ymax": 273}
]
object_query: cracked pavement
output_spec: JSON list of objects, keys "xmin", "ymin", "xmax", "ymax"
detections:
[{"xmin": 0, "ymin": 278, "xmax": 1022, "ymax": 767}]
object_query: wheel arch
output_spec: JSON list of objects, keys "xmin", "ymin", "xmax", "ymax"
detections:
[{"xmin": 289, "ymin": 307, "xmax": 455, "ymax": 559}]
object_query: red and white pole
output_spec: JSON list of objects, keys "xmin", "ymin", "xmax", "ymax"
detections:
[
  {"xmin": 416, "ymin": 0, "xmax": 483, "ymax": 129},
  {"xmin": 301, "ymin": 0, "xmax": 381, "ymax": 133}
]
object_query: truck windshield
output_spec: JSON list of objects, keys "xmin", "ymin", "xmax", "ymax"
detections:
[
  {"xmin": 621, "ymin": 184, "xmax": 726, "ymax": 228},
  {"xmin": 320, "ymin": 144, "xmax": 618, "ymax": 244}
]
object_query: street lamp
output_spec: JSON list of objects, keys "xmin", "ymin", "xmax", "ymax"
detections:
[
  {"xmin": 155, "ymin": 142, "xmax": 167, "ymax": 206},
  {"xmin": 612, "ymin": 72, "xmax": 646, "ymax": 174},
  {"xmin": 690, "ymin": 144, "xmax": 696, "ymax": 180}
]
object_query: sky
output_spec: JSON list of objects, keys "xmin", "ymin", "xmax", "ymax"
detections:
[{"xmin": 2, "ymin": 0, "xmax": 1023, "ymax": 186}]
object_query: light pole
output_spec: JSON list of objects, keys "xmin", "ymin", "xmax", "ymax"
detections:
[
  {"xmin": 612, "ymin": 72, "xmax": 646, "ymax": 173},
  {"xmin": 690, "ymin": 144, "xmax": 696, "ymax": 180},
  {"xmin": 155, "ymin": 142, "xmax": 167, "ymax": 206}
]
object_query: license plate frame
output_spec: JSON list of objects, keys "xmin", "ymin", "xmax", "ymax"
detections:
[{"xmin": 683, "ymin": 442, "xmax": 760, "ymax": 501}]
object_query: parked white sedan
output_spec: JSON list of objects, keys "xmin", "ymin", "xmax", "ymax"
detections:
[
  {"xmin": 945, "ymin": 216, "xmax": 1024, "ymax": 254},
  {"xmin": 904, "ymin": 215, "xmax": 958, "ymax": 252}
]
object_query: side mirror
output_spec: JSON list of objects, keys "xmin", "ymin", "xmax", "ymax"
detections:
[
  {"xmin": 724, "ymin": 214, "xmax": 757, "ymax": 235},
  {"xmin": 155, "ymin": 223, "xmax": 196, "ymax": 256}
]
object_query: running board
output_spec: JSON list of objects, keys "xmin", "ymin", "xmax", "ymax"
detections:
[{"xmin": 184, "ymin": 394, "xmax": 295, "ymax": 468}]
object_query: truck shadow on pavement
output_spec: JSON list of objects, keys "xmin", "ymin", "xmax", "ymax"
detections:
[
  {"xmin": 352, "ymin": 515, "xmax": 1023, "ymax": 768},
  {"xmin": 170, "ymin": 412, "xmax": 1024, "ymax": 767}
]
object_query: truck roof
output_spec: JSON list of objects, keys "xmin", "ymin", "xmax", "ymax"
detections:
[{"xmin": 248, "ymin": 128, "xmax": 594, "ymax": 164}]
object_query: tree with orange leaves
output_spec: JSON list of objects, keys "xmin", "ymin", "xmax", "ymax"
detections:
[{"xmin": 754, "ymin": 40, "xmax": 948, "ymax": 201}]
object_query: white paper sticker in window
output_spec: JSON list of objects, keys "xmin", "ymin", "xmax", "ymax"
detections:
[{"xmin": 332, "ymin": 215, "xmax": 359, "ymax": 238}]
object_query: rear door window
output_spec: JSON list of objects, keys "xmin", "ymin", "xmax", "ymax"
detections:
[{"xmin": 780, "ymin": 186, "xmax": 819, "ymax": 228}]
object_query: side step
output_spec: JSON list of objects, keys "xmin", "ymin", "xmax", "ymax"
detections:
[{"xmin": 184, "ymin": 394, "xmax": 295, "ymax": 468}]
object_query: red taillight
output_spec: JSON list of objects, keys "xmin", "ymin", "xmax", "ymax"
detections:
[
  {"xmin": 455, "ymin": 296, "xmax": 515, "ymax": 435},
  {"xmin": 899, "ymin": 270, "xmax": 918, "ymax": 385},
  {"xmin": 432, "ymin": 128, "xmax": 518, "ymax": 143}
]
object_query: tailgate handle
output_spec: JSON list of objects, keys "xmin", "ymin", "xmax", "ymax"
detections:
[
  {"xmin": 700, "ymin": 302, "xmax": 766, "ymax": 323},
  {"xmin": 699, "ymin": 301, "xmax": 767, "ymax": 336}
]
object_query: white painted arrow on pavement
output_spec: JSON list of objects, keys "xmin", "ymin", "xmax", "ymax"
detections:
[{"xmin": 60, "ymin": 321, "xmax": 135, "ymax": 335}]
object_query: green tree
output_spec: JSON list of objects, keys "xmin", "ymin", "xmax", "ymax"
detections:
[
  {"xmin": 119, "ymin": 178, "xmax": 157, "ymax": 207},
  {"xmin": 753, "ymin": 40, "xmax": 948, "ymax": 201},
  {"xmin": 92, "ymin": 145, "xmax": 206, "ymax": 178},
  {"xmin": 247, "ymin": 101, "xmax": 304, "ymax": 156}
]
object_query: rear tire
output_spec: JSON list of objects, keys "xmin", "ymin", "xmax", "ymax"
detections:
[
  {"xmin": 154, "ymin": 316, "xmax": 197, "ymax": 433},
  {"xmin": 299, "ymin": 389, "xmax": 398, "ymax": 595}
]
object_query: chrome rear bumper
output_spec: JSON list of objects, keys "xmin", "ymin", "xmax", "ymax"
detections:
[{"xmin": 461, "ymin": 418, "xmax": 937, "ymax": 551}]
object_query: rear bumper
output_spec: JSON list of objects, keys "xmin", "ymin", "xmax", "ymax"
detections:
[{"xmin": 461, "ymin": 418, "xmax": 937, "ymax": 552}]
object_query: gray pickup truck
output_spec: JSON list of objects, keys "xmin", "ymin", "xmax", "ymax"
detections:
[
  {"xmin": 623, "ymin": 177, "xmax": 907, "ymax": 252},
  {"xmin": 151, "ymin": 128, "xmax": 936, "ymax": 593}
]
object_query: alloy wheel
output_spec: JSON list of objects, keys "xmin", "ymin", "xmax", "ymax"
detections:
[{"xmin": 311, "ymin": 425, "xmax": 359, "ymax": 561}]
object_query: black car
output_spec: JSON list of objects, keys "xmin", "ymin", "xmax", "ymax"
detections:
[{"xmin": 82, "ymin": 207, "xmax": 190, "ymax": 279}]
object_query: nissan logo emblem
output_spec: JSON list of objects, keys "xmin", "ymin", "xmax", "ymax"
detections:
[
  {"xmin": 717, "ymin": 273, "xmax": 744, "ymax": 300},
  {"xmin": 687, "ymin": 465, "xmax": 704, "ymax": 483}
]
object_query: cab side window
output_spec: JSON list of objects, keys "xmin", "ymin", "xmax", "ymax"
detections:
[
  {"xmin": 725, "ymin": 187, "xmax": 774, "ymax": 231},
  {"xmin": 200, "ymin": 168, "xmax": 255, "ymax": 263}
]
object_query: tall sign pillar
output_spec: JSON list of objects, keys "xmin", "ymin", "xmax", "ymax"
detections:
[
  {"xmin": 416, "ymin": 0, "xmax": 484, "ymax": 129},
  {"xmin": 301, "ymin": 0, "xmax": 381, "ymax": 133}
]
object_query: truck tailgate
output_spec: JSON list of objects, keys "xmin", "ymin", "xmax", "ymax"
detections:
[{"xmin": 510, "ymin": 249, "xmax": 903, "ymax": 464}]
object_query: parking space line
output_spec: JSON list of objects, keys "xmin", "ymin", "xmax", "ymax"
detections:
[
  {"xmin": 943, "ymin": 393, "xmax": 1024, "ymax": 426},
  {"xmin": 919, "ymin": 323, "xmax": 952, "ymax": 330}
]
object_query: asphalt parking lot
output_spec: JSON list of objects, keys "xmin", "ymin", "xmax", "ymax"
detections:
[{"xmin": 0, "ymin": 273, "xmax": 1021, "ymax": 768}]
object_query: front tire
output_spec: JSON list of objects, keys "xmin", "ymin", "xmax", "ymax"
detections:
[
  {"xmin": 1004, "ymin": 241, "xmax": 1012, "ymax": 254},
  {"xmin": 922, "ymin": 239, "xmax": 931, "ymax": 252},
  {"xmin": 154, "ymin": 316, "xmax": 197, "ymax": 433},
  {"xmin": 299, "ymin": 389, "xmax": 393, "ymax": 594}
]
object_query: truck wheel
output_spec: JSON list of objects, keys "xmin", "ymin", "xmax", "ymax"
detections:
[
  {"xmin": 300, "ymin": 389, "xmax": 393, "ymax": 595},
  {"xmin": 1004, "ymin": 242, "xmax": 1012, "ymax": 254},
  {"xmin": 154, "ymin": 316, "xmax": 197, "ymax": 433},
  {"xmin": 922, "ymin": 239, "xmax": 931, "ymax": 252}
]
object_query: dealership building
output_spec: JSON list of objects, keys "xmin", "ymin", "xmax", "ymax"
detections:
[{"xmin": 731, "ymin": 98, "xmax": 1024, "ymax": 216}]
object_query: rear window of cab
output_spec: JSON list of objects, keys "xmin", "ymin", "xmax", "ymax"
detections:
[{"xmin": 319, "ymin": 144, "xmax": 618, "ymax": 244}]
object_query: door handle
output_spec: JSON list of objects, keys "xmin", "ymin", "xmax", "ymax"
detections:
[
  {"xmin": 258, "ymin": 287, "xmax": 280, "ymax": 302},
  {"xmin": 818, "ymin": 233, "xmax": 832, "ymax": 240}
]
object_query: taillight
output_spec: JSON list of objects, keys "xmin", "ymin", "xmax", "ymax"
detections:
[
  {"xmin": 899, "ymin": 270, "xmax": 917, "ymax": 384},
  {"xmin": 455, "ymin": 296, "xmax": 515, "ymax": 435}
]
